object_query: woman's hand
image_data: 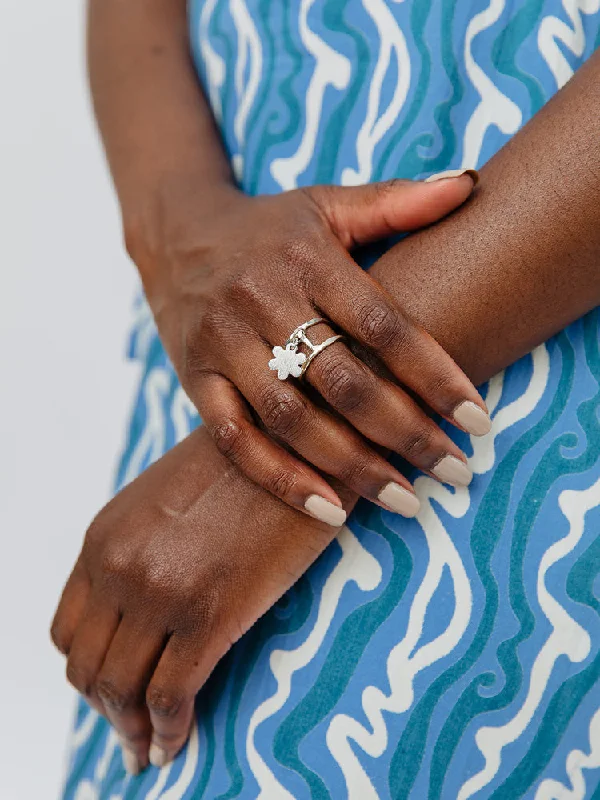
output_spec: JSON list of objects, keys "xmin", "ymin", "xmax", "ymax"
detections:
[
  {"xmin": 88, "ymin": 0, "xmax": 490, "ymax": 524},
  {"xmin": 51, "ymin": 427, "xmax": 352, "ymax": 774},
  {"xmin": 129, "ymin": 172, "xmax": 491, "ymax": 525}
]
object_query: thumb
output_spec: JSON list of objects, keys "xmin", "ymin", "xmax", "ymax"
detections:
[{"xmin": 310, "ymin": 170, "xmax": 478, "ymax": 249}]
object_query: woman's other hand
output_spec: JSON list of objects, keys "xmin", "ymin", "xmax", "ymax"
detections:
[
  {"xmin": 128, "ymin": 172, "xmax": 490, "ymax": 525},
  {"xmin": 50, "ymin": 427, "xmax": 353, "ymax": 774}
]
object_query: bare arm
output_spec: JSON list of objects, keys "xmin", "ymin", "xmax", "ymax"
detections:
[
  {"xmin": 87, "ymin": 0, "xmax": 234, "ymax": 228},
  {"xmin": 370, "ymin": 49, "xmax": 600, "ymax": 384}
]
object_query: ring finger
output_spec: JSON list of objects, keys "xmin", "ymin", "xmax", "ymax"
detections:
[
  {"xmin": 198, "ymin": 346, "xmax": 422, "ymax": 520},
  {"xmin": 262, "ymin": 315, "xmax": 473, "ymax": 487}
]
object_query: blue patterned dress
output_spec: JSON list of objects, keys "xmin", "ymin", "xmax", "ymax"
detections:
[{"xmin": 64, "ymin": 2, "xmax": 600, "ymax": 798}]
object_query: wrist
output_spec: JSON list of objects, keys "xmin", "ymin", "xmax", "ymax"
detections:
[{"xmin": 123, "ymin": 170, "xmax": 244, "ymax": 300}]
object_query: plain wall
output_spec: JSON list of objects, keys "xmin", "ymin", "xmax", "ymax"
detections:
[{"xmin": 0, "ymin": 2, "xmax": 138, "ymax": 797}]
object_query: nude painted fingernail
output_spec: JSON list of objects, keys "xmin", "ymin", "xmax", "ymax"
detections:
[
  {"xmin": 425, "ymin": 168, "xmax": 479, "ymax": 185},
  {"xmin": 453, "ymin": 401, "xmax": 492, "ymax": 436},
  {"xmin": 378, "ymin": 483, "xmax": 420, "ymax": 518},
  {"xmin": 149, "ymin": 743, "xmax": 169, "ymax": 769},
  {"xmin": 304, "ymin": 495, "xmax": 347, "ymax": 527},
  {"xmin": 122, "ymin": 745, "xmax": 140, "ymax": 775},
  {"xmin": 432, "ymin": 455, "xmax": 472, "ymax": 487}
]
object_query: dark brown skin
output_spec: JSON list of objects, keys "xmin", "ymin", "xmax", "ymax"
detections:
[
  {"xmin": 372, "ymin": 48, "xmax": 600, "ymax": 384},
  {"xmin": 87, "ymin": 0, "xmax": 491, "ymax": 523},
  {"xmin": 52, "ymin": 0, "xmax": 600, "ymax": 775},
  {"xmin": 133, "ymin": 176, "xmax": 490, "ymax": 519}
]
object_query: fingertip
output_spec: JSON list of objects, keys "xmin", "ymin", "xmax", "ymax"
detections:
[
  {"xmin": 452, "ymin": 400, "xmax": 492, "ymax": 436},
  {"xmin": 304, "ymin": 495, "xmax": 347, "ymax": 527},
  {"xmin": 377, "ymin": 482, "xmax": 421, "ymax": 517},
  {"xmin": 120, "ymin": 740, "xmax": 142, "ymax": 775},
  {"xmin": 424, "ymin": 168, "xmax": 479, "ymax": 186},
  {"xmin": 149, "ymin": 743, "xmax": 170, "ymax": 769}
]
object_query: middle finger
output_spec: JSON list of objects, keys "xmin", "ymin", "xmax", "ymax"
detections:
[{"xmin": 266, "ymin": 317, "xmax": 473, "ymax": 487}]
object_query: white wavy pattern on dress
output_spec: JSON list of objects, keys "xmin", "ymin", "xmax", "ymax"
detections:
[
  {"xmin": 72, "ymin": 707, "xmax": 98, "ymax": 751},
  {"xmin": 171, "ymin": 386, "xmax": 195, "ymax": 445},
  {"xmin": 73, "ymin": 729, "xmax": 117, "ymax": 800},
  {"xmin": 196, "ymin": 0, "xmax": 225, "ymax": 122},
  {"xmin": 342, "ymin": 0, "xmax": 411, "ymax": 186},
  {"xmin": 230, "ymin": 0, "xmax": 262, "ymax": 180},
  {"xmin": 326, "ymin": 345, "xmax": 550, "ymax": 800},
  {"xmin": 535, "ymin": 705, "xmax": 600, "ymax": 799},
  {"xmin": 270, "ymin": 0, "xmax": 351, "ymax": 189},
  {"xmin": 459, "ymin": 475, "xmax": 600, "ymax": 799},
  {"xmin": 246, "ymin": 528, "xmax": 383, "ymax": 798},
  {"xmin": 452, "ymin": 15, "xmax": 600, "ymax": 798},
  {"xmin": 461, "ymin": 0, "xmax": 522, "ymax": 168},
  {"xmin": 538, "ymin": 0, "xmax": 600, "ymax": 89},
  {"xmin": 122, "ymin": 368, "xmax": 171, "ymax": 487},
  {"xmin": 66, "ymin": 1, "xmax": 600, "ymax": 793}
]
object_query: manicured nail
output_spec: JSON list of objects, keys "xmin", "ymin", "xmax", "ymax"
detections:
[
  {"xmin": 432, "ymin": 455, "xmax": 472, "ymax": 487},
  {"xmin": 425, "ymin": 168, "xmax": 479, "ymax": 185},
  {"xmin": 305, "ymin": 495, "xmax": 347, "ymax": 527},
  {"xmin": 122, "ymin": 745, "xmax": 140, "ymax": 776},
  {"xmin": 378, "ymin": 483, "xmax": 420, "ymax": 517},
  {"xmin": 453, "ymin": 401, "xmax": 492, "ymax": 436},
  {"xmin": 149, "ymin": 743, "xmax": 169, "ymax": 769}
]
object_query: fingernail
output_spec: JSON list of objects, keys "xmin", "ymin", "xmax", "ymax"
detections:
[
  {"xmin": 378, "ymin": 483, "xmax": 420, "ymax": 517},
  {"xmin": 425, "ymin": 168, "xmax": 479, "ymax": 185},
  {"xmin": 304, "ymin": 495, "xmax": 347, "ymax": 527},
  {"xmin": 149, "ymin": 743, "xmax": 169, "ymax": 768},
  {"xmin": 453, "ymin": 401, "xmax": 492, "ymax": 436},
  {"xmin": 122, "ymin": 745, "xmax": 140, "ymax": 776},
  {"xmin": 432, "ymin": 455, "xmax": 472, "ymax": 487}
]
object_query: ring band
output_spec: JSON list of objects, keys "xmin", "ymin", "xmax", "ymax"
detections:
[
  {"xmin": 298, "ymin": 334, "xmax": 344, "ymax": 376},
  {"xmin": 268, "ymin": 318, "xmax": 344, "ymax": 380}
]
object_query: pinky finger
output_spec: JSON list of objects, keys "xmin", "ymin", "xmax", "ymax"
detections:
[{"xmin": 199, "ymin": 374, "xmax": 347, "ymax": 527}]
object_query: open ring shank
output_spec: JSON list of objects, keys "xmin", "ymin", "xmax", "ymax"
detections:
[{"xmin": 300, "ymin": 334, "xmax": 344, "ymax": 377}]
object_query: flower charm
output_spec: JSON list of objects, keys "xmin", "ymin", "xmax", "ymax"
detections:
[{"xmin": 269, "ymin": 344, "xmax": 306, "ymax": 380}]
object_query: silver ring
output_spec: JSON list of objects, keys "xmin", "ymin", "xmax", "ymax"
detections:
[{"xmin": 268, "ymin": 317, "xmax": 344, "ymax": 380}]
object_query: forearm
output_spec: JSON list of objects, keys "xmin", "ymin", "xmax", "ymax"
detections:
[
  {"xmin": 87, "ymin": 0, "xmax": 236, "ymax": 293},
  {"xmin": 370, "ymin": 49, "xmax": 600, "ymax": 385}
]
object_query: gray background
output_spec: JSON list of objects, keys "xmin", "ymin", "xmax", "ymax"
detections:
[{"xmin": 1, "ymin": 2, "xmax": 139, "ymax": 796}]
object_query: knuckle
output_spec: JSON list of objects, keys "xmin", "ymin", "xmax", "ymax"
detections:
[
  {"xmin": 280, "ymin": 236, "xmax": 320, "ymax": 276},
  {"xmin": 100, "ymin": 548, "xmax": 129, "ymax": 586},
  {"xmin": 400, "ymin": 428, "xmax": 435, "ymax": 461},
  {"xmin": 319, "ymin": 355, "xmax": 369, "ymax": 413},
  {"xmin": 211, "ymin": 418, "xmax": 245, "ymax": 460},
  {"xmin": 50, "ymin": 620, "xmax": 70, "ymax": 656},
  {"xmin": 146, "ymin": 684, "xmax": 186, "ymax": 719},
  {"xmin": 226, "ymin": 273, "xmax": 264, "ymax": 309},
  {"xmin": 355, "ymin": 302, "xmax": 404, "ymax": 350},
  {"xmin": 337, "ymin": 458, "xmax": 370, "ymax": 486},
  {"xmin": 371, "ymin": 178, "xmax": 404, "ymax": 201},
  {"xmin": 259, "ymin": 385, "xmax": 306, "ymax": 439},
  {"xmin": 424, "ymin": 372, "xmax": 460, "ymax": 411},
  {"xmin": 66, "ymin": 661, "xmax": 94, "ymax": 696},
  {"xmin": 265, "ymin": 469, "xmax": 298, "ymax": 499},
  {"xmin": 96, "ymin": 677, "xmax": 139, "ymax": 713}
]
